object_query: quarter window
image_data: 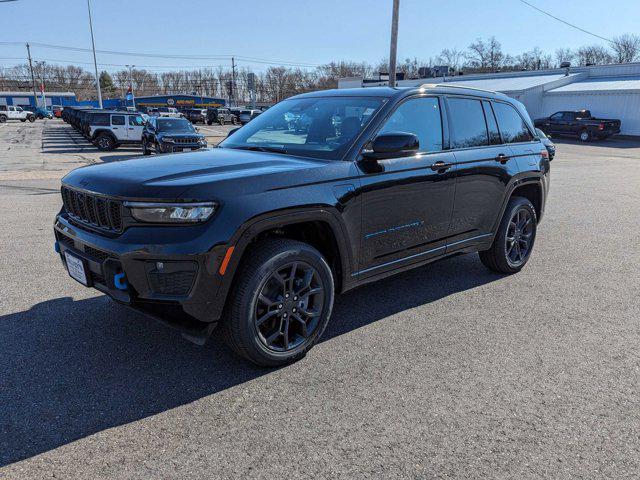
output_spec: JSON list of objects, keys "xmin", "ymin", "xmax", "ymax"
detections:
[
  {"xmin": 492, "ymin": 102, "xmax": 534, "ymax": 143},
  {"xmin": 448, "ymin": 98, "xmax": 489, "ymax": 149},
  {"xmin": 379, "ymin": 97, "xmax": 443, "ymax": 153},
  {"xmin": 111, "ymin": 115, "xmax": 125, "ymax": 126}
]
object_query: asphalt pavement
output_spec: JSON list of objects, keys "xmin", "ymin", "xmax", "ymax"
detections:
[{"xmin": 0, "ymin": 120, "xmax": 639, "ymax": 479}]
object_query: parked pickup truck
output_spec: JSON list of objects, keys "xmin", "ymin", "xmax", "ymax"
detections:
[{"xmin": 534, "ymin": 110, "xmax": 621, "ymax": 142}]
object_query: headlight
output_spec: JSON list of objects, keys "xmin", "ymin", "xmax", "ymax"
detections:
[{"xmin": 125, "ymin": 202, "xmax": 217, "ymax": 223}]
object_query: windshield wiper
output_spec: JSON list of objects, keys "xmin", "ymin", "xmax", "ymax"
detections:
[{"xmin": 229, "ymin": 145, "xmax": 288, "ymax": 154}]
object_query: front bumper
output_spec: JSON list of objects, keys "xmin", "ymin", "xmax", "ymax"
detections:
[
  {"xmin": 54, "ymin": 213, "xmax": 231, "ymax": 335},
  {"xmin": 160, "ymin": 141, "xmax": 206, "ymax": 153}
]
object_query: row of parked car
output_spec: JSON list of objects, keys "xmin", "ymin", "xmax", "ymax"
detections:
[
  {"xmin": 181, "ymin": 107, "xmax": 263, "ymax": 126},
  {"xmin": 61, "ymin": 106, "xmax": 208, "ymax": 153}
]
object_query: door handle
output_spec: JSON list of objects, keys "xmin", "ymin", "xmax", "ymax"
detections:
[
  {"xmin": 430, "ymin": 161, "xmax": 453, "ymax": 172},
  {"xmin": 495, "ymin": 154, "xmax": 510, "ymax": 163}
]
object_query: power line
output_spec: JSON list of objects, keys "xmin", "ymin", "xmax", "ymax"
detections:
[
  {"xmin": 518, "ymin": 0, "xmax": 619, "ymax": 46},
  {"xmin": 0, "ymin": 40, "xmax": 321, "ymax": 67}
]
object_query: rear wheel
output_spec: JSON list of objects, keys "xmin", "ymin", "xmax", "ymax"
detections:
[
  {"xmin": 479, "ymin": 196, "xmax": 537, "ymax": 274},
  {"xmin": 95, "ymin": 133, "xmax": 116, "ymax": 151},
  {"xmin": 0, "ymin": 115, "xmax": 6, "ymax": 123},
  {"xmin": 28, "ymin": 115, "xmax": 35, "ymax": 122},
  {"xmin": 232, "ymin": 116, "xmax": 238, "ymax": 125},
  {"xmin": 579, "ymin": 129, "xmax": 591, "ymax": 142},
  {"xmin": 222, "ymin": 239, "xmax": 335, "ymax": 367}
]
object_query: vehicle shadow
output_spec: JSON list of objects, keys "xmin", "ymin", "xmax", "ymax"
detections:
[
  {"xmin": 0, "ymin": 254, "xmax": 502, "ymax": 467},
  {"xmin": 550, "ymin": 136, "xmax": 640, "ymax": 149}
]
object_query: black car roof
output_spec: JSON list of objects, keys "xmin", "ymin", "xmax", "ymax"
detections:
[{"xmin": 292, "ymin": 85, "xmax": 510, "ymax": 102}]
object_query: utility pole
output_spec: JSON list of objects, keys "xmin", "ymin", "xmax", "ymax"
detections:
[
  {"xmin": 87, "ymin": 0, "xmax": 103, "ymax": 108},
  {"xmin": 25, "ymin": 43, "xmax": 38, "ymax": 108},
  {"xmin": 388, "ymin": 0, "xmax": 400, "ymax": 88},
  {"xmin": 231, "ymin": 56, "xmax": 236, "ymax": 107}
]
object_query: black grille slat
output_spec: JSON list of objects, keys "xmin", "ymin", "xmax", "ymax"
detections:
[{"xmin": 61, "ymin": 186, "xmax": 122, "ymax": 233}]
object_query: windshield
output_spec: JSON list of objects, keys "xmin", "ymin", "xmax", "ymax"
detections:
[
  {"xmin": 220, "ymin": 96, "xmax": 385, "ymax": 160},
  {"xmin": 157, "ymin": 118, "xmax": 195, "ymax": 133}
]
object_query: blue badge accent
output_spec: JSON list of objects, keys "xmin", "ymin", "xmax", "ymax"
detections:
[
  {"xmin": 114, "ymin": 272, "xmax": 128, "ymax": 290},
  {"xmin": 54, "ymin": 241, "xmax": 60, "ymax": 253}
]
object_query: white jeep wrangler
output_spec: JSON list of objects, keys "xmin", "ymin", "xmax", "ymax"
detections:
[{"xmin": 0, "ymin": 105, "xmax": 36, "ymax": 123}]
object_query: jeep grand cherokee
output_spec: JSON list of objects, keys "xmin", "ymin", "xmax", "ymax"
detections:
[{"xmin": 54, "ymin": 85, "xmax": 550, "ymax": 366}]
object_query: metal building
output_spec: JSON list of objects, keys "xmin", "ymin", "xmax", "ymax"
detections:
[
  {"xmin": 340, "ymin": 63, "xmax": 640, "ymax": 136},
  {"xmin": 0, "ymin": 91, "xmax": 77, "ymax": 108}
]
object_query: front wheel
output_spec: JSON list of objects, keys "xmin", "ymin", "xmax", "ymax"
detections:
[
  {"xmin": 142, "ymin": 138, "xmax": 151, "ymax": 155},
  {"xmin": 222, "ymin": 239, "xmax": 335, "ymax": 367},
  {"xmin": 28, "ymin": 115, "xmax": 35, "ymax": 122},
  {"xmin": 479, "ymin": 196, "xmax": 537, "ymax": 274}
]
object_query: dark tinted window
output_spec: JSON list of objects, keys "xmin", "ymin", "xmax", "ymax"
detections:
[
  {"xmin": 492, "ymin": 102, "xmax": 534, "ymax": 143},
  {"xmin": 92, "ymin": 113, "xmax": 110, "ymax": 126},
  {"xmin": 482, "ymin": 101, "xmax": 501, "ymax": 145},
  {"xmin": 448, "ymin": 98, "xmax": 488, "ymax": 149},
  {"xmin": 111, "ymin": 115, "xmax": 125, "ymax": 126},
  {"xmin": 379, "ymin": 97, "xmax": 443, "ymax": 152}
]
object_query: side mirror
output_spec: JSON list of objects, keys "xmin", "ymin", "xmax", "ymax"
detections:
[
  {"xmin": 362, "ymin": 132, "xmax": 419, "ymax": 160},
  {"xmin": 227, "ymin": 127, "xmax": 241, "ymax": 138}
]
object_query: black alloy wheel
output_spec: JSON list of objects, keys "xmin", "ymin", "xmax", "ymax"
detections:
[
  {"xmin": 505, "ymin": 208, "xmax": 534, "ymax": 268},
  {"xmin": 223, "ymin": 238, "xmax": 335, "ymax": 366},
  {"xmin": 479, "ymin": 196, "xmax": 537, "ymax": 274},
  {"xmin": 255, "ymin": 261, "xmax": 325, "ymax": 352}
]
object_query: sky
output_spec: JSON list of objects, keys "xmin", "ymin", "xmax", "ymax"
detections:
[{"xmin": 1, "ymin": 0, "xmax": 639, "ymax": 74}]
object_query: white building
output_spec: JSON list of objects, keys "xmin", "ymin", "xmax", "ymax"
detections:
[{"xmin": 339, "ymin": 63, "xmax": 640, "ymax": 136}]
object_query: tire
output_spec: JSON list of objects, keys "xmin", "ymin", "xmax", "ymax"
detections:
[
  {"xmin": 207, "ymin": 120, "xmax": 213, "ymax": 126},
  {"xmin": 142, "ymin": 138, "xmax": 151, "ymax": 155},
  {"xmin": 219, "ymin": 118, "xmax": 225, "ymax": 126},
  {"xmin": 232, "ymin": 116, "xmax": 238, "ymax": 125},
  {"xmin": 95, "ymin": 133, "xmax": 116, "ymax": 151},
  {"xmin": 479, "ymin": 196, "xmax": 537, "ymax": 274},
  {"xmin": 579, "ymin": 129, "xmax": 591, "ymax": 142},
  {"xmin": 28, "ymin": 115, "xmax": 35, "ymax": 122},
  {"xmin": 21, "ymin": 119, "xmax": 26, "ymax": 122},
  {"xmin": 155, "ymin": 141, "xmax": 162, "ymax": 155},
  {"xmin": 222, "ymin": 238, "xmax": 335, "ymax": 367},
  {"xmin": 0, "ymin": 115, "xmax": 6, "ymax": 123}
]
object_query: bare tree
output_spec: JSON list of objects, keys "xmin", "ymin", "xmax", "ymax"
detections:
[
  {"xmin": 466, "ymin": 37, "xmax": 505, "ymax": 72},
  {"xmin": 576, "ymin": 45, "xmax": 614, "ymax": 66},
  {"xmin": 555, "ymin": 48, "xmax": 574, "ymax": 67},
  {"xmin": 436, "ymin": 48, "xmax": 464, "ymax": 72},
  {"xmin": 610, "ymin": 34, "xmax": 640, "ymax": 63},
  {"xmin": 517, "ymin": 47, "xmax": 552, "ymax": 70}
]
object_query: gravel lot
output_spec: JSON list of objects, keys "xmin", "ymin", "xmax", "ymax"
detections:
[{"xmin": 1, "ymin": 120, "xmax": 639, "ymax": 479}]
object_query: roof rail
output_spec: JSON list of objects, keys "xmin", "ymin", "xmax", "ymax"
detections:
[{"xmin": 419, "ymin": 83, "xmax": 500, "ymax": 95}]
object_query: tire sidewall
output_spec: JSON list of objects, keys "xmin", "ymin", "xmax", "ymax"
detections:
[
  {"xmin": 580, "ymin": 130, "xmax": 591, "ymax": 142},
  {"xmin": 234, "ymin": 244, "xmax": 334, "ymax": 365},
  {"xmin": 96, "ymin": 134, "xmax": 114, "ymax": 151},
  {"xmin": 501, "ymin": 198, "xmax": 537, "ymax": 271}
]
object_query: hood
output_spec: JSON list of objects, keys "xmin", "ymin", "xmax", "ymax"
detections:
[
  {"xmin": 62, "ymin": 148, "xmax": 327, "ymax": 201},
  {"xmin": 157, "ymin": 132, "xmax": 204, "ymax": 140}
]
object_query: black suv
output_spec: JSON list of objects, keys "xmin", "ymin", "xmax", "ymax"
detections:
[
  {"xmin": 183, "ymin": 108, "xmax": 207, "ymax": 124},
  {"xmin": 54, "ymin": 85, "xmax": 550, "ymax": 366},
  {"xmin": 207, "ymin": 107, "xmax": 238, "ymax": 126},
  {"xmin": 141, "ymin": 116, "xmax": 207, "ymax": 154}
]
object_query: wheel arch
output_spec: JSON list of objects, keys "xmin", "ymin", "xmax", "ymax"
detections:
[
  {"xmin": 215, "ymin": 208, "xmax": 354, "ymax": 314},
  {"xmin": 493, "ymin": 177, "xmax": 545, "ymax": 232}
]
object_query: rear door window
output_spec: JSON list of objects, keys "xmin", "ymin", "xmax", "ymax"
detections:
[
  {"xmin": 492, "ymin": 102, "xmax": 534, "ymax": 143},
  {"xmin": 379, "ymin": 96, "xmax": 443, "ymax": 153},
  {"xmin": 447, "ymin": 97, "xmax": 488, "ymax": 149}
]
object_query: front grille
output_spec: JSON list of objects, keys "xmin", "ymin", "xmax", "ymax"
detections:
[
  {"xmin": 61, "ymin": 186, "xmax": 122, "ymax": 232},
  {"xmin": 174, "ymin": 137, "xmax": 198, "ymax": 144},
  {"xmin": 148, "ymin": 271, "xmax": 196, "ymax": 296}
]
